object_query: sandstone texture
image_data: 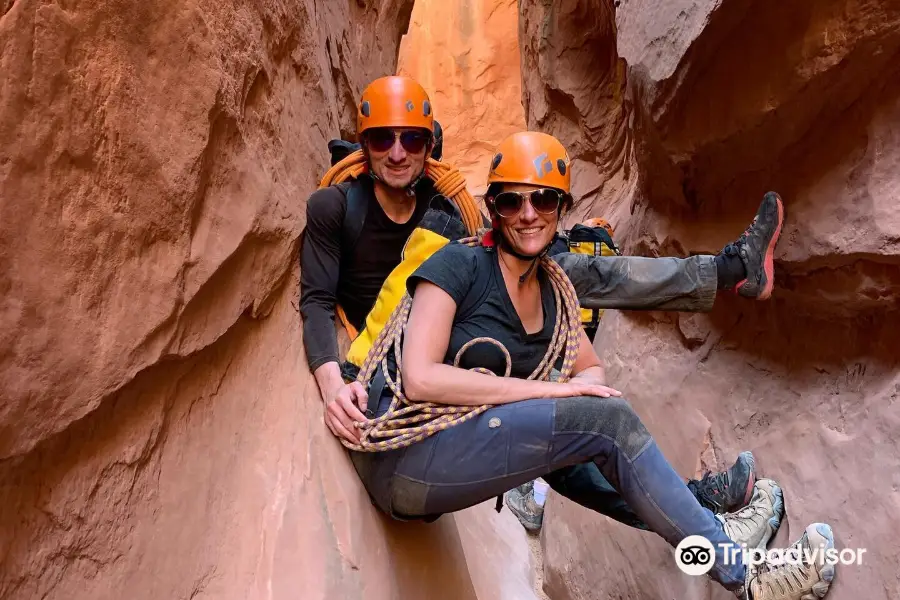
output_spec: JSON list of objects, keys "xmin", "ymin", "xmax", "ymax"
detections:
[
  {"xmin": 398, "ymin": 0, "xmax": 525, "ymax": 196},
  {"xmin": 520, "ymin": 0, "xmax": 900, "ymax": 598},
  {"xmin": 0, "ymin": 1, "xmax": 533, "ymax": 598}
]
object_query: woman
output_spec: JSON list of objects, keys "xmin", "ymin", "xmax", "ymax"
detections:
[{"xmin": 347, "ymin": 132, "xmax": 835, "ymax": 600}]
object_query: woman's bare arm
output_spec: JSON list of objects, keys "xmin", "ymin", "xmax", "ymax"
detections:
[
  {"xmin": 567, "ymin": 329, "xmax": 620, "ymax": 394},
  {"xmin": 569, "ymin": 329, "xmax": 605, "ymax": 381},
  {"xmin": 400, "ymin": 282, "xmax": 616, "ymax": 404}
]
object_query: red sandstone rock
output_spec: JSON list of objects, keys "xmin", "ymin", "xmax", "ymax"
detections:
[
  {"xmin": 520, "ymin": 0, "xmax": 900, "ymax": 597},
  {"xmin": 0, "ymin": 1, "xmax": 531, "ymax": 598},
  {"xmin": 0, "ymin": 0, "xmax": 408, "ymax": 461},
  {"xmin": 398, "ymin": 0, "xmax": 525, "ymax": 196}
]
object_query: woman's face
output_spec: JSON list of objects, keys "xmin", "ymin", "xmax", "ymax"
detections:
[{"xmin": 492, "ymin": 183, "xmax": 561, "ymax": 257}]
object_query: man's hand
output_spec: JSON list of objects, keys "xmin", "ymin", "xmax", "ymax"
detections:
[
  {"xmin": 314, "ymin": 362, "xmax": 369, "ymax": 444},
  {"xmin": 323, "ymin": 381, "xmax": 369, "ymax": 444}
]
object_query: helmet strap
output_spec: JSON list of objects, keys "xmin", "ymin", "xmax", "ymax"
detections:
[
  {"xmin": 497, "ymin": 232, "xmax": 552, "ymax": 284},
  {"xmin": 405, "ymin": 168, "xmax": 426, "ymax": 196}
]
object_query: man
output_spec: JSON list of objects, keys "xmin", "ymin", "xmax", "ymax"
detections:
[
  {"xmin": 299, "ymin": 76, "xmax": 783, "ymax": 526},
  {"xmin": 300, "ymin": 75, "xmax": 440, "ymax": 443}
]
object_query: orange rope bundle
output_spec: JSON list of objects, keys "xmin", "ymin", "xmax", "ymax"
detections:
[
  {"xmin": 318, "ymin": 150, "xmax": 483, "ymax": 236},
  {"xmin": 340, "ymin": 235, "xmax": 583, "ymax": 453}
]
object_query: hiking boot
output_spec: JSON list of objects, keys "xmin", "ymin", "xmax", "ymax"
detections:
[
  {"xmin": 735, "ymin": 523, "xmax": 837, "ymax": 600},
  {"xmin": 505, "ymin": 482, "xmax": 544, "ymax": 532},
  {"xmin": 720, "ymin": 192, "xmax": 785, "ymax": 300},
  {"xmin": 718, "ymin": 479, "xmax": 785, "ymax": 550},
  {"xmin": 688, "ymin": 451, "xmax": 757, "ymax": 514}
]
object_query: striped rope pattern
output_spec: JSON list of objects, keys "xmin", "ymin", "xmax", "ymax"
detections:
[
  {"xmin": 341, "ymin": 235, "xmax": 583, "ymax": 452},
  {"xmin": 318, "ymin": 150, "xmax": 483, "ymax": 236}
]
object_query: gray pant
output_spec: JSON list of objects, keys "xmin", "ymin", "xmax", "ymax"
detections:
[
  {"xmin": 555, "ymin": 253, "xmax": 718, "ymax": 313},
  {"xmin": 352, "ymin": 390, "xmax": 746, "ymax": 591}
]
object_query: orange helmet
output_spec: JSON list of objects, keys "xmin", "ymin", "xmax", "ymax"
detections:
[
  {"xmin": 357, "ymin": 76, "xmax": 434, "ymax": 135},
  {"xmin": 583, "ymin": 217, "xmax": 614, "ymax": 237},
  {"xmin": 486, "ymin": 131, "xmax": 571, "ymax": 194}
]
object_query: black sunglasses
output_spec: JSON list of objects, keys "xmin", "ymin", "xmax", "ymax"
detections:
[
  {"xmin": 365, "ymin": 128, "xmax": 431, "ymax": 154},
  {"xmin": 491, "ymin": 188, "xmax": 563, "ymax": 219}
]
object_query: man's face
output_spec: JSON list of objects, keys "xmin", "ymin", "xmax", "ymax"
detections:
[{"xmin": 364, "ymin": 127, "xmax": 431, "ymax": 190}]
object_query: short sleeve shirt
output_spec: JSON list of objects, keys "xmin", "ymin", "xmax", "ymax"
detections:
[{"xmin": 406, "ymin": 243, "xmax": 558, "ymax": 379}]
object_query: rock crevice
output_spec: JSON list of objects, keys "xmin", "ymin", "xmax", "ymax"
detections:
[
  {"xmin": 0, "ymin": 1, "xmax": 533, "ymax": 598},
  {"xmin": 519, "ymin": 0, "xmax": 900, "ymax": 597}
]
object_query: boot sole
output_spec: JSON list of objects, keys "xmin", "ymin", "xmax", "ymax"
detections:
[
  {"xmin": 757, "ymin": 192, "xmax": 784, "ymax": 301},
  {"xmin": 754, "ymin": 479, "xmax": 784, "ymax": 549},
  {"xmin": 802, "ymin": 523, "xmax": 836, "ymax": 600},
  {"xmin": 764, "ymin": 482, "xmax": 784, "ymax": 547},
  {"xmin": 504, "ymin": 494, "xmax": 544, "ymax": 532},
  {"xmin": 738, "ymin": 451, "xmax": 757, "ymax": 508}
]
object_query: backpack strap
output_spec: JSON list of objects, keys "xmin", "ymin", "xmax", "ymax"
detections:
[
  {"xmin": 328, "ymin": 139, "xmax": 362, "ymax": 166},
  {"xmin": 339, "ymin": 179, "xmax": 369, "ymax": 256}
]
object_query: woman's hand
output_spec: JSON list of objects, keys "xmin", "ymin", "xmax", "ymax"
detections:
[{"xmin": 552, "ymin": 379, "xmax": 622, "ymax": 398}]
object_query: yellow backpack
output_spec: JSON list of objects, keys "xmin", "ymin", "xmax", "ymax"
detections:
[
  {"xmin": 316, "ymin": 149, "xmax": 622, "ymax": 379},
  {"xmin": 341, "ymin": 196, "xmax": 474, "ymax": 377},
  {"xmin": 560, "ymin": 218, "xmax": 621, "ymax": 334},
  {"xmin": 316, "ymin": 150, "xmax": 484, "ymax": 381}
]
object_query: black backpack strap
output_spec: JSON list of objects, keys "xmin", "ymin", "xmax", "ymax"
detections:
[
  {"xmin": 546, "ymin": 232, "xmax": 571, "ymax": 257},
  {"xmin": 340, "ymin": 179, "xmax": 369, "ymax": 255},
  {"xmin": 431, "ymin": 120, "xmax": 444, "ymax": 161},
  {"xmin": 328, "ymin": 139, "xmax": 361, "ymax": 166},
  {"xmin": 593, "ymin": 228, "xmax": 619, "ymax": 254}
]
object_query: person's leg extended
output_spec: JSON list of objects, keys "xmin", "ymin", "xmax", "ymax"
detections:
[
  {"xmin": 543, "ymin": 463, "xmax": 650, "ymax": 530},
  {"xmin": 556, "ymin": 253, "xmax": 719, "ymax": 312},
  {"xmin": 555, "ymin": 191, "xmax": 785, "ymax": 311},
  {"xmin": 543, "ymin": 451, "xmax": 758, "ymax": 529},
  {"xmin": 383, "ymin": 396, "xmax": 747, "ymax": 591}
]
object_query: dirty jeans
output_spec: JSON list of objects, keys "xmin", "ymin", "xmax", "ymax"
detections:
[
  {"xmin": 555, "ymin": 252, "xmax": 719, "ymax": 313},
  {"xmin": 548, "ymin": 252, "xmax": 718, "ymax": 528},
  {"xmin": 350, "ymin": 390, "xmax": 746, "ymax": 591}
]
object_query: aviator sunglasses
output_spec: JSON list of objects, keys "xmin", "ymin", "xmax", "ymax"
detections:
[
  {"xmin": 491, "ymin": 188, "xmax": 564, "ymax": 219},
  {"xmin": 365, "ymin": 128, "xmax": 432, "ymax": 154}
]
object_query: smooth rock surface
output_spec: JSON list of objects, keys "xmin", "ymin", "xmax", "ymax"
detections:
[
  {"xmin": 0, "ymin": 0, "xmax": 411, "ymax": 460},
  {"xmin": 519, "ymin": 0, "xmax": 900, "ymax": 598},
  {"xmin": 0, "ymin": 1, "xmax": 531, "ymax": 598},
  {"xmin": 0, "ymin": 290, "xmax": 481, "ymax": 599},
  {"xmin": 398, "ymin": 0, "xmax": 525, "ymax": 196}
]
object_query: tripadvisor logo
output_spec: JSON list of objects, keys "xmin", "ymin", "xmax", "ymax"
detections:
[
  {"xmin": 674, "ymin": 534, "xmax": 867, "ymax": 576},
  {"xmin": 675, "ymin": 536, "xmax": 716, "ymax": 576}
]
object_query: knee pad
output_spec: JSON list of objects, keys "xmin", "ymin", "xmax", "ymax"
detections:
[{"xmin": 554, "ymin": 396, "xmax": 652, "ymax": 460}]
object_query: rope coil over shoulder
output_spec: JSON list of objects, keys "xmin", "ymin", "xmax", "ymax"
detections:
[
  {"xmin": 340, "ymin": 235, "xmax": 584, "ymax": 453},
  {"xmin": 319, "ymin": 149, "xmax": 483, "ymax": 236},
  {"xmin": 319, "ymin": 148, "xmax": 486, "ymax": 352}
]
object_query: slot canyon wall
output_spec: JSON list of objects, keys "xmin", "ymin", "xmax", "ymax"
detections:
[
  {"xmin": 3, "ymin": 0, "xmax": 899, "ymax": 598},
  {"xmin": 0, "ymin": 1, "xmax": 536, "ymax": 599},
  {"xmin": 398, "ymin": 0, "xmax": 525, "ymax": 196},
  {"xmin": 519, "ymin": 0, "xmax": 900, "ymax": 598}
]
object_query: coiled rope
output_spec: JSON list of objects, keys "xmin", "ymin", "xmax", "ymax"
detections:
[
  {"xmin": 319, "ymin": 149, "xmax": 485, "ymax": 339},
  {"xmin": 318, "ymin": 149, "xmax": 483, "ymax": 236},
  {"xmin": 340, "ymin": 235, "xmax": 584, "ymax": 453}
]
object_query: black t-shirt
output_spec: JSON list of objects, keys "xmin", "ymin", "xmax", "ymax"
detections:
[
  {"xmin": 299, "ymin": 176, "xmax": 434, "ymax": 371},
  {"xmin": 405, "ymin": 243, "xmax": 558, "ymax": 379}
]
